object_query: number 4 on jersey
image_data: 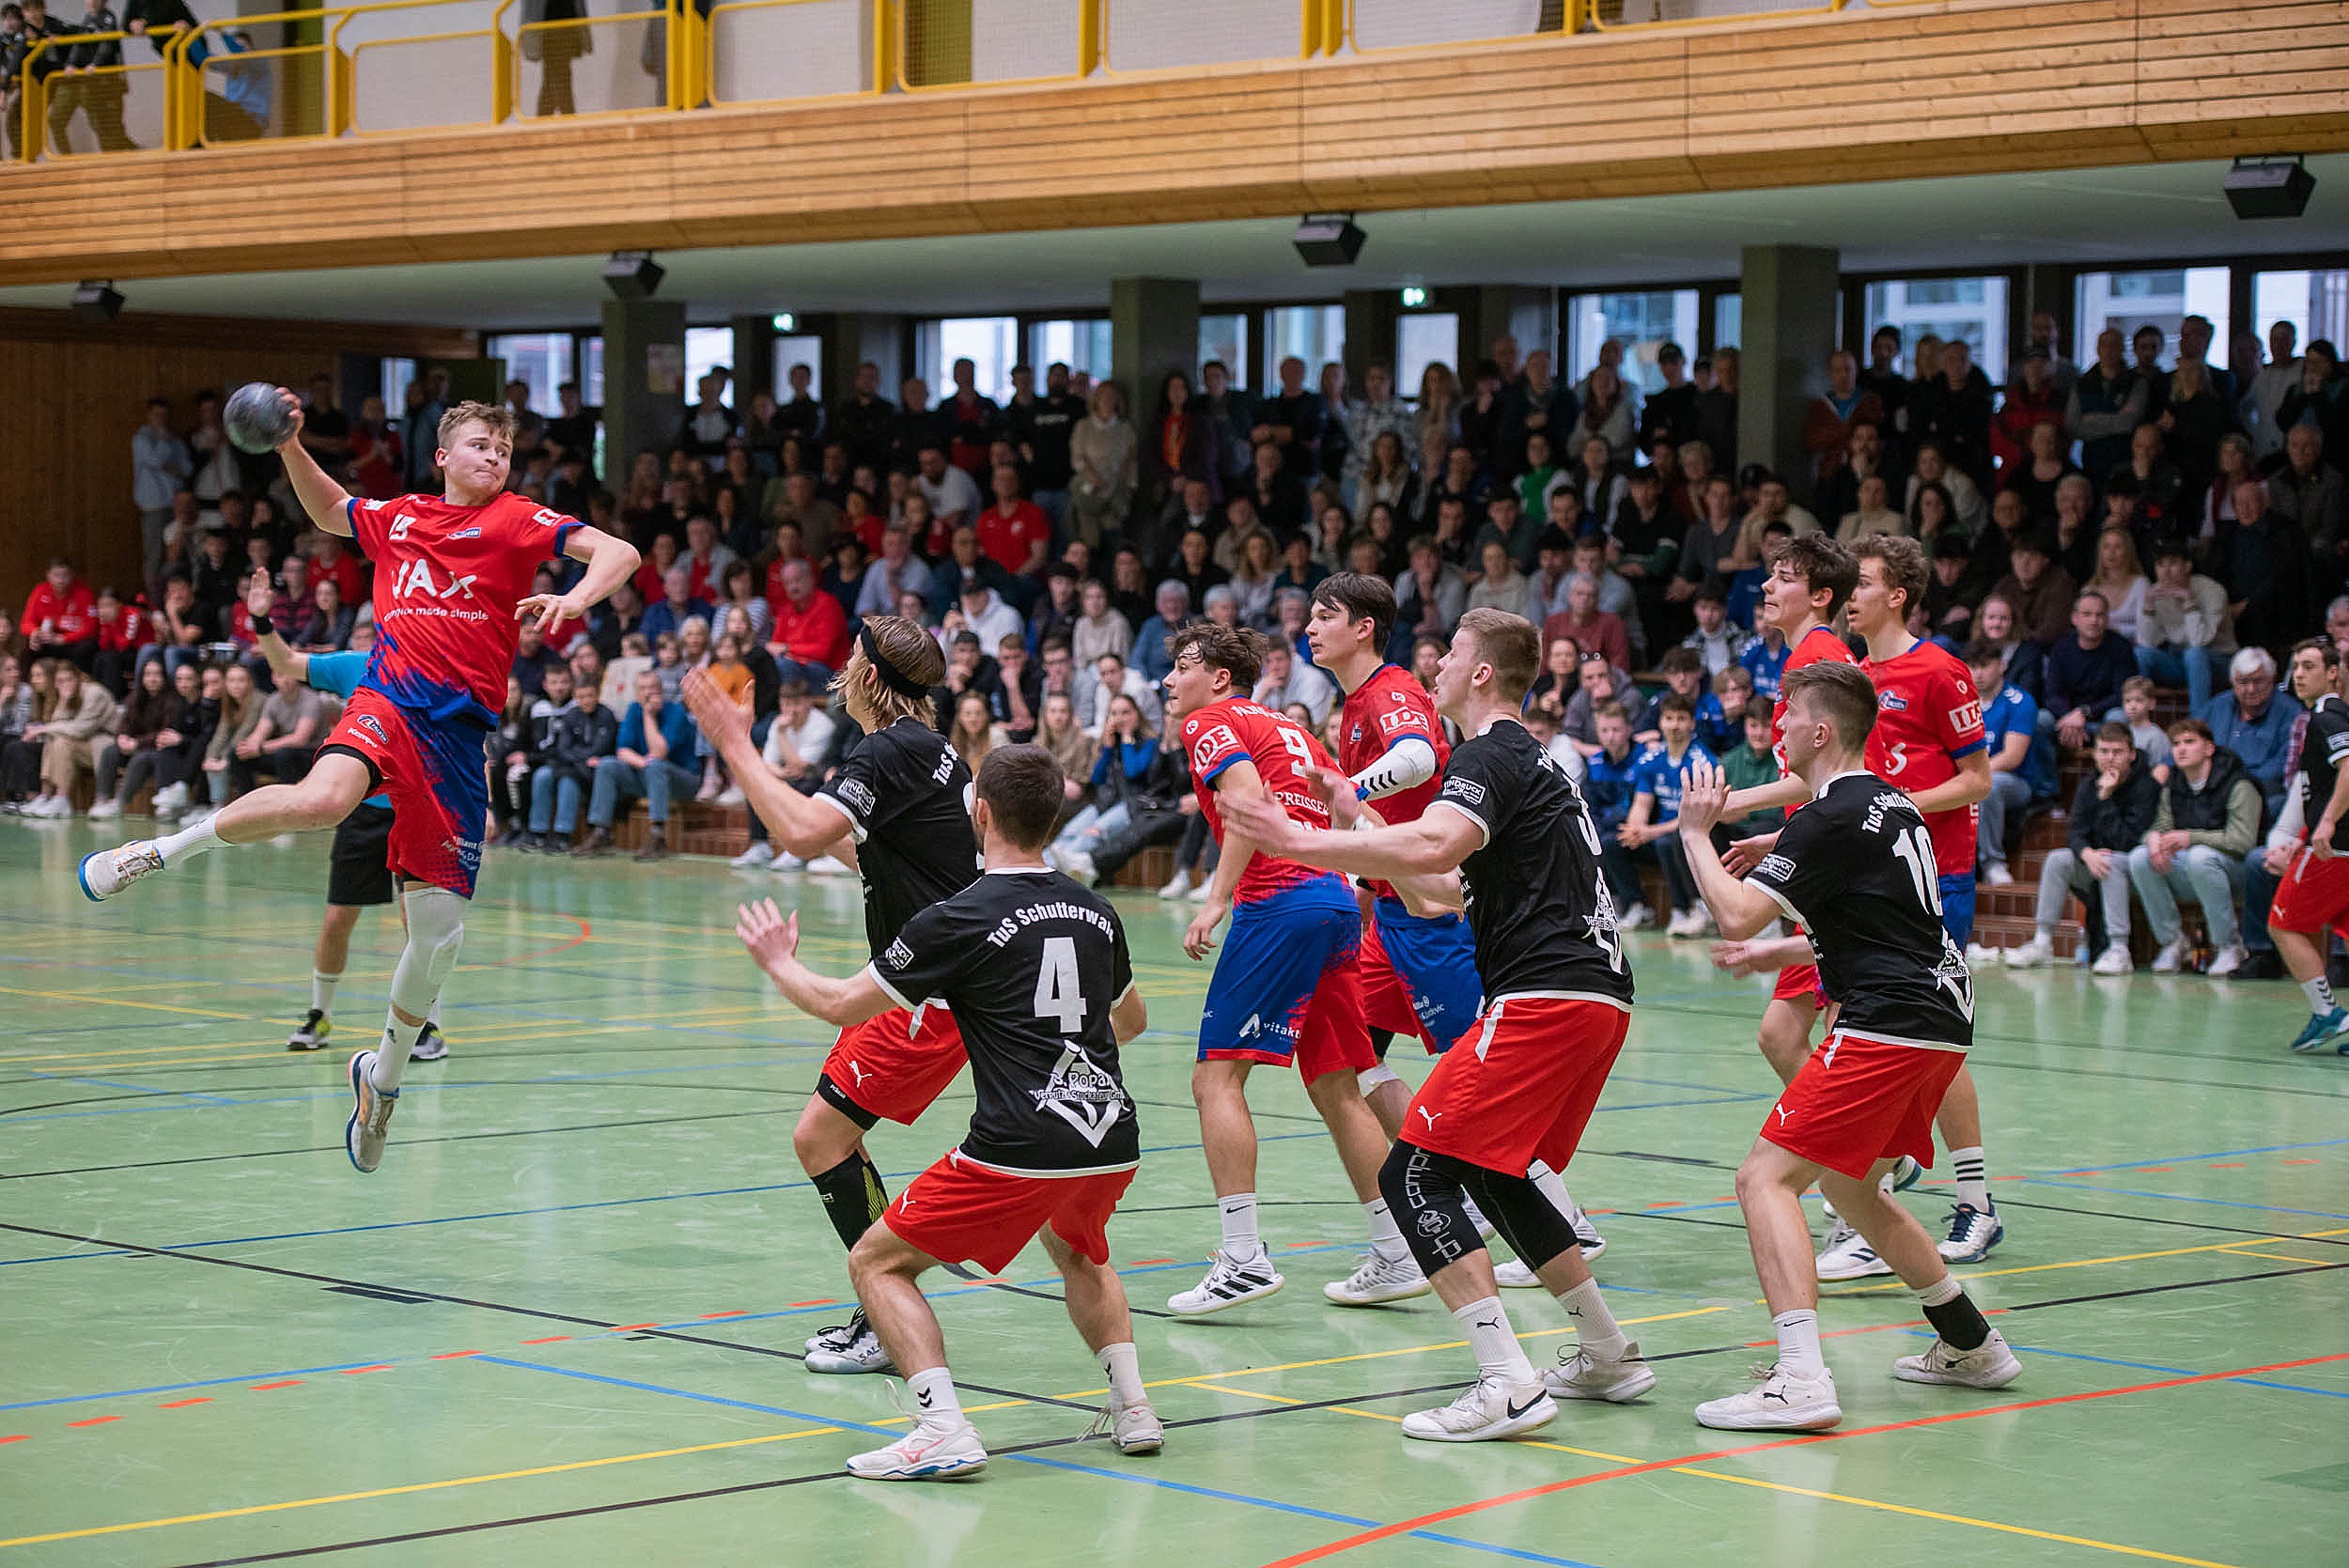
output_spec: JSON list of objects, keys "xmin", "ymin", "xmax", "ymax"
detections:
[{"xmin": 1033, "ymin": 936, "xmax": 1086, "ymax": 1034}]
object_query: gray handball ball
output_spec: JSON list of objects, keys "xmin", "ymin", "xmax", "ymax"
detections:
[{"xmin": 225, "ymin": 381, "xmax": 297, "ymax": 455}]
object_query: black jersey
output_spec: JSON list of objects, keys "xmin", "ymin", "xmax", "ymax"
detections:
[
  {"xmin": 2299, "ymin": 692, "xmax": 2349, "ymax": 851},
  {"xmin": 1748, "ymin": 770, "xmax": 1974, "ymax": 1049},
  {"xmin": 1428, "ymin": 718, "xmax": 1635, "ymax": 1008},
  {"xmin": 814, "ymin": 715, "xmax": 981, "ymax": 957},
  {"xmin": 870, "ymin": 867, "xmax": 1140, "ymax": 1174}
]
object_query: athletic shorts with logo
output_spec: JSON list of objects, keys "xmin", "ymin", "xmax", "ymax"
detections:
[
  {"xmin": 1359, "ymin": 896, "xmax": 1484, "ymax": 1055},
  {"xmin": 318, "ymin": 688, "xmax": 490, "ymax": 898},
  {"xmin": 1772, "ymin": 960, "xmax": 1828, "ymax": 1008},
  {"xmin": 1401, "ymin": 995, "xmax": 1631, "ymax": 1177},
  {"xmin": 2268, "ymin": 846, "xmax": 2349, "ymax": 938},
  {"xmin": 1761, "ymin": 1028, "xmax": 1965, "ymax": 1180},
  {"xmin": 884, "ymin": 1147, "xmax": 1136, "ymax": 1274},
  {"xmin": 1197, "ymin": 874, "xmax": 1373, "ymax": 1078},
  {"xmin": 817, "ymin": 1002, "xmax": 968, "ymax": 1127}
]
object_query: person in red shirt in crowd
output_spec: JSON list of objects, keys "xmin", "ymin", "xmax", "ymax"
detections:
[
  {"xmin": 768, "ymin": 557, "xmax": 851, "ymax": 685},
  {"xmin": 305, "ymin": 533, "xmax": 367, "ymax": 608},
  {"xmin": 1991, "ymin": 348, "xmax": 2064, "ymax": 481},
  {"xmin": 978, "ymin": 463, "xmax": 1051, "ymax": 581},
  {"xmin": 632, "ymin": 531, "xmax": 680, "ymax": 602},
  {"xmin": 941, "ymin": 357, "xmax": 1003, "ymax": 480},
  {"xmin": 93, "ymin": 587, "xmax": 155, "ymax": 696},
  {"xmin": 1541, "ymin": 574, "xmax": 1632, "ymax": 675},
  {"xmin": 23, "ymin": 558, "xmax": 100, "ymax": 672}
]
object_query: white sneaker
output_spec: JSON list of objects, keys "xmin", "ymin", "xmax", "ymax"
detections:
[
  {"xmin": 1157, "ymin": 870, "xmax": 1192, "ymax": 899},
  {"xmin": 1664, "ymin": 908, "xmax": 1699, "ymax": 938},
  {"xmin": 730, "ymin": 842, "xmax": 776, "ymax": 870},
  {"xmin": 2002, "ymin": 936, "xmax": 2054, "ymax": 968},
  {"xmin": 1167, "ymin": 1250, "xmax": 1283, "ymax": 1316},
  {"xmin": 1567, "ymin": 1202, "xmax": 1606, "ymax": 1260},
  {"xmin": 1543, "ymin": 1341, "xmax": 1656, "ymax": 1404},
  {"xmin": 1400, "ymin": 1375, "xmax": 1555, "ymax": 1442},
  {"xmin": 78, "ymin": 840, "xmax": 165, "ymax": 901},
  {"xmin": 846, "ymin": 1421, "xmax": 988, "ymax": 1481},
  {"xmin": 716, "ymin": 784, "xmax": 745, "ymax": 805},
  {"xmin": 152, "ymin": 782, "xmax": 190, "ymax": 815},
  {"xmin": 407, "ymin": 1023, "xmax": 448, "ymax": 1063},
  {"xmin": 2207, "ymin": 941, "xmax": 2249, "ymax": 978},
  {"xmin": 1937, "ymin": 1202, "xmax": 2004, "ymax": 1264},
  {"xmin": 1675, "ymin": 909, "xmax": 1716, "ymax": 939},
  {"xmin": 2092, "ymin": 945, "xmax": 2133, "ymax": 975},
  {"xmin": 805, "ymin": 1312, "xmax": 894, "ymax": 1374},
  {"xmin": 1815, "ymin": 1220, "xmax": 1894, "ymax": 1281},
  {"xmin": 28, "ymin": 795, "xmax": 70, "ymax": 818},
  {"xmin": 2150, "ymin": 938, "xmax": 2186, "ymax": 974},
  {"xmin": 1492, "ymin": 1257, "xmax": 1543, "ymax": 1288},
  {"xmin": 1185, "ymin": 878, "xmax": 1212, "ymax": 902},
  {"xmin": 1965, "ymin": 941, "xmax": 2000, "ymax": 968},
  {"xmin": 1617, "ymin": 902, "xmax": 1653, "ymax": 933},
  {"xmin": 775, "ymin": 852, "xmax": 807, "ymax": 871},
  {"xmin": 1083, "ymin": 1400, "xmax": 1165, "ymax": 1455},
  {"xmin": 805, "ymin": 856, "xmax": 851, "ymax": 876},
  {"xmin": 1060, "ymin": 848, "xmax": 1097, "ymax": 885},
  {"xmin": 86, "ymin": 798, "xmax": 121, "ymax": 820},
  {"xmin": 1694, "ymin": 1363, "xmax": 1841, "ymax": 1431},
  {"xmin": 1323, "ymin": 1248, "xmax": 1429, "ymax": 1306},
  {"xmin": 1893, "ymin": 1327, "xmax": 2022, "ymax": 1389},
  {"xmin": 344, "ymin": 1048, "xmax": 398, "ymax": 1174},
  {"xmin": 1983, "ymin": 861, "xmax": 2014, "ymax": 887}
]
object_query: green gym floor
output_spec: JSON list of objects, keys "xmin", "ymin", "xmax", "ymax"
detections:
[{"xmin": 0, "ymin": 825, "xmax": 2344, "ymax": 1568}]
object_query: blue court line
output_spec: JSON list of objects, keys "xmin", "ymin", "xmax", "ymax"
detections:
[
  {"xmin": 481, "ymin": 1357, "xmax": 1606, "ymax": 1568},
  {"xmin": 0, "ymin": 1359, "xmax": 383, "ymax": 1413},
  {"xmin": 2020, "ymin": 1179, "xmax": 2349, "ymax": 1222},
  {"xmin": 24, "ymin": 1072, "xmax": 241, "ymax": 1106},
  {"xmin": 2047, "ymin": 1136, "xmax": 2349, "ymax": 1175},
  {"xmin": 1910, "ymin": 1334, "xmax": 2349, "ymax": 1402}
]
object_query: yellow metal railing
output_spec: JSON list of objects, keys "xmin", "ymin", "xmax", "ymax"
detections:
[{"xmin": 1, "ymin": 0, "xmax": 1990, "ymax": 164}]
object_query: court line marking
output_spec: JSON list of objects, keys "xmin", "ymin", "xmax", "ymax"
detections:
[
  {"xmin": 1831, "ymin": 1228, "xmax": 2349, "ymax": 1295},
  {"xmin": 0, "ymin": 1426, "xmax": 845, "ymax": 1550},
  {"xmin": 0, "ymin": 984, "xmax": 252, "ymax": 1021},
  {"xmin": 2019, "ymin": 1180, "xmax": 2349, "ymax": 1221},
  {"xmin": 1253, "ymin": 1350, "xmax": 2349, "ymax": 1568}
]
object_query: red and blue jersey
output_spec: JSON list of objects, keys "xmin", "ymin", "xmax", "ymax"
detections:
[
  {"xmin": 1770, "ymin": 624, "xmax": 1859, "ymax": 771},
  {"xmin": 1340, "ymin": 663, "xmax": 1448, "ymax": 903},
  {"xmin": 345, "ymin": 491, "xmax": 581, "ymax": 726},
  {"xmin": 1861, "ymin": 637, "xmax": 1987, "ymax": 877},
  {"xmin": 1181, "ymin": 695, "xmax": 1341, "ymax": 906}
]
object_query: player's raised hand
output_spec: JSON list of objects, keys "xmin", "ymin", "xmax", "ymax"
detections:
[
  {"xmin": 737, "ymin": 898, "xmax": 800, "ymax": 971},
  {"xmin": 1677, "ymin": 757, "xmax": 1729, "ymax": 837},
  {"xmin": 1300, "ymin": 761, "xmax": 1363, "ymax": 829},
  {"xmin": 1722, "ymin": 830, "xmax": 1779, "ymax": 877},
  {"xmin": 682, "ymin": 666, "xmax": 750, "ymax": 750},
  {"xmin": 1182, "ymin": 898, "xmax": 1227, "ymax": 961},
  {"xmin": 244, "ymin": 576, "xmax": 274, "ymax": 623}
]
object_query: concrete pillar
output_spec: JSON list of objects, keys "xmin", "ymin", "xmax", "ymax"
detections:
[
  {"xmin": 1111, "ymin": 276, "xmax": 1200, "ymax": 416},
  {"xmin": 2018, "ymin": 263, "xmax": 2070, "ymax": 363},
  {"xmin": 808, "ymin": 313, "xmax": 905, "ymax": 407},
  {"xmin": 731, "ymin": 314, "xmax": 776, "ymax": 403},
  {"xmin": 1735, "ymin": 244, "xmax": 1840, "ymax": 479},
  {"xmin": 1452, "ymin": 285, "xmax": 1557, "ymax": 374},
  {"xmin": 1343, "ymin": 289, "xmax": 1400, "ymax": 387},
  {"xmin": 599, "ymin": 297, "xmax": 688, "ymax": 481}
]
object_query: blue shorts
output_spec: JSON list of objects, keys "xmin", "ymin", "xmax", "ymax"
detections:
[
  {"xmin": 1362, "ymin": 897, "xmax": 1484, "ymax": 1056},
  {"xmin": 321, "ymin": 690, "xmax": 490, "ymax": 897},
  {"xmin": 1938, "ymin": 872, "xmax": 1976, "ymax": 951},
  {"xmin": 1198, "ymin": 876, "xmax": 1372, "ymax": 1079}
]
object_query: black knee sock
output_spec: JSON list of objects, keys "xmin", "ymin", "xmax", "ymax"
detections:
[
  {"xmin": 812, "ymin": 1150, "xmax": 889, "ymax": 1252},
  {"xmin": 1922, "ymin": 1290, "xmax": 1992, "ymax": 1351}
]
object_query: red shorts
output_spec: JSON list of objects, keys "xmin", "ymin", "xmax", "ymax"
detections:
[
  {"xmin": 319, "ymin": 688, "xmax": 489, "ymax": 897},
  {"xmin": 2268, "ymin": 847, "xmax": 2349, "ymax": 939},
  {"xmin": 1762, "ymin": 1029, "xmax": 1965, "ymax": 1180},
  {"xmin": 883, "ymin": 1149, "xmax": 1135, "ymax": 1274},
  {"xmin": 1402, "ymin": 995, "xmax": 1630, "ymax": 1176},
  {"xmin": 1771, "ymin": 962, "xmax": 1828, "ymax": 1008},
  {"xmin": 817, "ymin": 1003, "xmax": 967, "ymax": 1126}
]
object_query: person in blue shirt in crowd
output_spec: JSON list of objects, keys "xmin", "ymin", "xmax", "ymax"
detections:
[
  {"xmin": 1967, "ymin": 639, "xmax": 2058, "ymax": 899},
  {"xmin": 1583, "ymin": 698, "xmax": 1649, "ymax": 933},
  {"xmin": 1739, "ymin": 617, "xmax": 1794, "ymax": 704},
  {"xmin": 577, "ymin": 668, "xmax": 700, "ymax": 862},
  {"xmin": 241, "ymin": 586, "xmax": 446, "ymax": 1062},
  {"xmin": 1619, "ymin": 691, "xmax": 1719, "ymax": 939},
  {"xmin": 1634, "ymin": 646, "xmax": 1721, "ymax": 744}
]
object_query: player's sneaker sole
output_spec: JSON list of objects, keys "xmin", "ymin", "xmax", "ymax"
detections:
[
  {"xmin": 1694, "ymin": 1368, "xmax": 1841, "ymax": 1431},
  {"xmin": 1893, "ymin": 1330, "xmax": 2022, "ymax": 1389},
  {"xmin": 408, "ymin": 1024, "xmax": 448, "ymax": 1063},
  {"xmin": 344, "ymin": 1049, "xmax": 398, "ymax": 1174},
  {"xmin": 845, "ymin": 1423, "xmax": 988, "ymax": 1481},
  {"xmin": 79, "ymin": 841, "xmax": 163, "ymax": 902},
  {"xmin": 1544, "ymin": 1344, "xmax": 1656, "ymax": 1404},
  {"xmin": 1400, "ymin": 1381, "xmax": 1556, "ymax": 1442},
  {"xmin": 1322, "ymin": 1250, "xmax": 1429, "ymax": 1306}
]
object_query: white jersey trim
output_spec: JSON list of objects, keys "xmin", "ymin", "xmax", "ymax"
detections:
[
  {"xmin": 1752, "ymin": 881, "xmax": 1805, "ymax": 927},
  {"xmin": 809, "ymin": 787, "xmax": 866, "ymax": 844},
  {"xmin": 1485, "ymin": 989, "xmax": 1634, "ymax": 1016},
  {"xmin": 950, "ymin": 1147, "xmax": 1141, "ymax": 1180},
  {"xmin": 865, "ymin": 961, "xmax": 916, "ymax": 1013},
  {"xmin": 1824, "ymin": 1026, "xmax": 1968, "ymax": 1056},
  {"xmin": 1428, "ymin": 796, "xmax": 1491, "ymax": 847}
]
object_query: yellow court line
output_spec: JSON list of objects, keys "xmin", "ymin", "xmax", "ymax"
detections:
[
  {"xmin": 0, "ymin": 985, "xmax": 256, "ymax": 1021},
  {"xmin": 1837, "ymin": 1229, "xmax": 2349, "ymax": 1294},
  {"xmin": 1671, "ymin": 1467, "xmax": 2241, "ymax": 1568},
  {"xmin": 2214, "ymin": 1247, "xmax": 2338, "ymax": 1266},
  {"xmin": 0, "ymin": 1426, "xmax": 840, "ymax": 1550}
]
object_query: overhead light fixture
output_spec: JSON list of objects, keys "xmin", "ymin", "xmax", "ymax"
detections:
[
  {"xmin": 601, "ymin": 250, "xmax": 665, "ymax": 300},
  {"xmin": 1399, "ymin": 285, "xmax": 1428, "ymax": 308},
  {"xmin": 70, "ymin": 279, "xmax": 123, "ymax": 323},
  {"xmin": 1294, "ymin": 213, "xmax": 1365, "ymax": 269},
  {"xmin": 2225, "ymin": 156, "xmax": 2314, "ymax": 221},
  {"xmin": 771, "ymin": 312, "xmax": 796, "ymax": 332}
]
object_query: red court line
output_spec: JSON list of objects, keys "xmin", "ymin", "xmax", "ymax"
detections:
[
  {"xmin": 65, "ymin": 1417, "xmax": 117, "ymax": 1428},
  {"xmin": 1258, "ymin": 1351, "xmax": 2349, "ymax": 1568},
  {"xmin": 157, "ymin": 1398, "xmax": 211, "ymax": 1409},
  {"xmin": 337, "ymin": 1365, "xmax": 391, "ymax": 1376},
  {"xmin": 787, "ymin": 1299, "xmax": 835, "ymax": 1309},
  {"xmin": 0, "ymin": 1436, "xmax": 26, "ymax": 1445},
  {"xmin": 484, "ymin": 916, "xmax": 593, "ymax": 969},
  {"xmin": 697, "ymin": 1311, "xmax": 749, "ymax": 1320},
  {"xmin": 614, "ymin": 1324, "xmax": 661, "ymax": 1332},
  {"xmin": 519, "ymin": 1337, "xmax": 570, "ymax": 1346},
  {"xmin": 429, "ymin": 1351, "xmax": 483, "ymax": 1360},
  {"xmin": 249, "ymin": 1381, "xmax": 303, "ymax": 1391},
  {"xmin": 2284, "ymin": 1158, "xmax": 2320, "ymax": 1166},
  {"xmin": 2209, "ymin": 1163, "xmax": 2246, "ymax": 1169}
]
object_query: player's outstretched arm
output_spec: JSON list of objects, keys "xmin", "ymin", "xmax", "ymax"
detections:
[
  {"xmin": 682, "ymin": 669, "xmax": 849, "ymax": 860},
  {"xmin": 517, "ymin": 526, "xmax": 643, "ymax": 636},
  {"xmin": 1223, "ymin": 786, "xmax": 1478, "ymax": 887},
  {"xmin": 737, "ymin": 899, "xmax": 893, "ymax": 1028},
  {"xmin": 269, "ymin": 393, "xmax": 357, "ymax": 538},
  {"xmin": 1905, "ymin": 747, "xmax": 1992, "ymax": 815},
  {"xmin": 1675, "ymin": 758, "xmax": 1781, "ymax": 940},
  {"xmin": 1721, "ymin": 771, "xmax": 1809, "ymax": 820},
  {"xmin": 243, "ymin": 579, "xmax": 309, "ymax": 688}
]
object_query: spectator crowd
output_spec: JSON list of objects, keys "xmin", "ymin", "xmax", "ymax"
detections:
[{"xmin": 10, "ymin": 310, "xmax": 2349, "ymax": 967}]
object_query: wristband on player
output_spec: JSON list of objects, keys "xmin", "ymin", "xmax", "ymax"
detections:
[{"xmin": 250, "ymin": 612, "xmax": 274, "ymax": 638}]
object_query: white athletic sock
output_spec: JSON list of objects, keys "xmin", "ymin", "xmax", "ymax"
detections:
[
  {"xmin": 1454, "ymin": 1295, "xmax": 1535, "ymax": 1385},
  {"xmin": 907, "ymin": 1366, "xmax": 963, "ymax": 1430},
  {"xmin": 1365, "ymin": 1198, "xmax": 1408, "ymax": 1262},
  {"xmin": 1217, "ymin": 1193, "xmax": 1263, "ymax": 1264},
  {"xmin": 310, "ymin": 970, "xmax": 340, "ymax": 1018},
  {"xmin": 1772, "ymin": 1309, "xmax": 1826, "ymax": 1378},
  {"xmin": 1948, "ymin": 1145, "xmax": 1990, "ymax": 1212},
  {"xmin": 1556, "ymin": 1278, "xmax": 1629, "ymax": 1362},
  {"xmin": 155, "ymin": 815, "xmax": 221, "ymax": 865},
  {"xmin": 1916, "ymin": 1275, "xmax": 1963, "ymax": 1309},
  {"xmin": 1097, "ymin": 1342, "xmax": 1145, "ymax": 1409},
  {"xmin": 372, "ymin": 1014, "xmax": 421, "ymax": 1093},
  {"xmin": 2304, "ymin": 975, "xmax": 2337, "ymax": 1017}
]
